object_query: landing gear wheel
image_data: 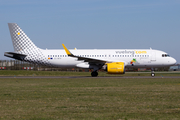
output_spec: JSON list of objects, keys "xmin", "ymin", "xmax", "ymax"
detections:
[
  {"xmin": 151, "ymin": 73, "xmax": 155, "ymax": 77},
  {"xmin": 151, "ymin": 68, "xmax": 155, "ymax": 77},
  {"xmin": 91, "ymin": 71, "xmax": 98, "ymax": 77}
]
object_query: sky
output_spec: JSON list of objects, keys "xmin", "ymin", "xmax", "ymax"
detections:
[{"xmin": 0, "ymin": 0, "xmax": 180, "ymax": 63}]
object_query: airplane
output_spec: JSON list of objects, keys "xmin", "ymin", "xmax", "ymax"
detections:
[{"xmin": 4, "ymin": 23, "xmax": 176, "ymax": 77}]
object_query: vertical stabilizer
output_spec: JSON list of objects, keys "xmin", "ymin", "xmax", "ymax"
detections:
[
  {"xmin": 8, "ymin": 23, "xmax": 38, "ymax": 52},
  {"xmin": 7, "ymin": 23, "xmax": 50, "ymax": 66}
]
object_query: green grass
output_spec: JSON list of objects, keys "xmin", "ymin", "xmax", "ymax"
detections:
[
  {"xmin": 0, "ymin": 78, "xmax": 180, "ymax": 119},
  {"xmin": 0, "ymin": 70, "xmax": 180, "ymax": 76}
]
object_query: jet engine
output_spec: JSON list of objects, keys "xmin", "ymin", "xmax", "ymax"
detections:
[{"xmin": 105, "ymin": 62, "xmax": 125, "ymax": 74}]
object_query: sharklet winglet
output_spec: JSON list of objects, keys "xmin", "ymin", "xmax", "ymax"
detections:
[{"xmin": 62, "ymin": 44, "xmax": 73, "ymax": 56}]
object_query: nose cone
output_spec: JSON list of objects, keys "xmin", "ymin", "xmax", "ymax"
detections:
[{"xmin": 170, "ymin": 57, "xmax": 176, "ymax": 65}]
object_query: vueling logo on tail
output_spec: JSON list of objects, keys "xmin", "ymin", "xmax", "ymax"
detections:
[{"xmin": 17, "ymin": 32, "xmax": 20, "ymax": 35}]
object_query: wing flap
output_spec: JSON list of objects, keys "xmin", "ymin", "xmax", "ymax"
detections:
[{"xmin": 77, "ymin": 56, "xmax": 106, "ymax": 63}]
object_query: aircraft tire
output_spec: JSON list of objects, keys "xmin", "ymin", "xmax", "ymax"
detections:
[
  {"xmin": 91, "ymin": 71, "xmax": 98, "ymax": 77},
  {"xmin": 151, "ymin": 73, "xmax": 155, "ymax": 77}
]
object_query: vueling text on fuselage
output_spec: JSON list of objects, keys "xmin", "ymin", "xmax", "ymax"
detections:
[{"xmin": 115, "ymin": 50, "xmax": 147, "ymax": 55}]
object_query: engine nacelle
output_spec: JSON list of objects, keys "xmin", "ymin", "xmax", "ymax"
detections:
[{"xmin": 106, "ymin": 62, "xmax": 125, "ymax": 74}]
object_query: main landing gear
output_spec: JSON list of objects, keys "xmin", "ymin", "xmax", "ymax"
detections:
[{"xmin": 91, "ymin": 71, "xmax": 98, "ymax": 77}]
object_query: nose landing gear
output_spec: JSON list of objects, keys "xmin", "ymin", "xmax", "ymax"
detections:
[
  {"xmin": 151, "ymin": 73, "xmax": 155, "ymax": 77},
  {"xmin": 151, "ymin": 68, "xmax": 155, "ymax": 77}
]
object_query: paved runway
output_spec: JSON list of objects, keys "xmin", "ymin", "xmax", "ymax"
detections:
[{"xmin": 0, "ymin": 76, "xmax": 180, "ymax": 79}]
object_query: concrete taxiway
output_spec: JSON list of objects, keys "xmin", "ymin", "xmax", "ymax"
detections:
[{"xmin": 0, "ymin": 76, "xmax": 180, "ymax": 79}]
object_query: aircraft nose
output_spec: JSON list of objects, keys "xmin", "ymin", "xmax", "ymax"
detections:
[{"xmin": 171, "ymin": 58, "xmax": 176, "ymax": 65}]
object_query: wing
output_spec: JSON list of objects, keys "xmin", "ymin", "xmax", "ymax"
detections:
[{"xmin": 62, "ymin": 44, "xmax": 107, "ymax": 63}]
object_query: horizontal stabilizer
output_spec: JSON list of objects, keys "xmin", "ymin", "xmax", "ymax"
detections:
[{"xmin": 4, "ymin": 52, "xmax": 27, "ymax": 60}]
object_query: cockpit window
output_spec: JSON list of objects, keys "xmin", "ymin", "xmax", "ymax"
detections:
[{"xmin": 162, "ymin": 54, "xmax": 170, "ymax": 57}]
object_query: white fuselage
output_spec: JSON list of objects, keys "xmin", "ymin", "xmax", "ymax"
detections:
[
  {"xmin": 6, "ymin": 23, "xmax": 177, "ymax": 77},
  {"xmin": 41, "ymin": 49, "xmax": 176, "ymax": 68}
]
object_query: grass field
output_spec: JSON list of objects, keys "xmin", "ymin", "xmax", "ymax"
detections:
[
  {"xmin": 0, "ymin": 70, "xmax": 180, "ymax": 76},
  {"xmin": 0, "ymin": 78, "xmax": 180, "ymax": 120}
]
